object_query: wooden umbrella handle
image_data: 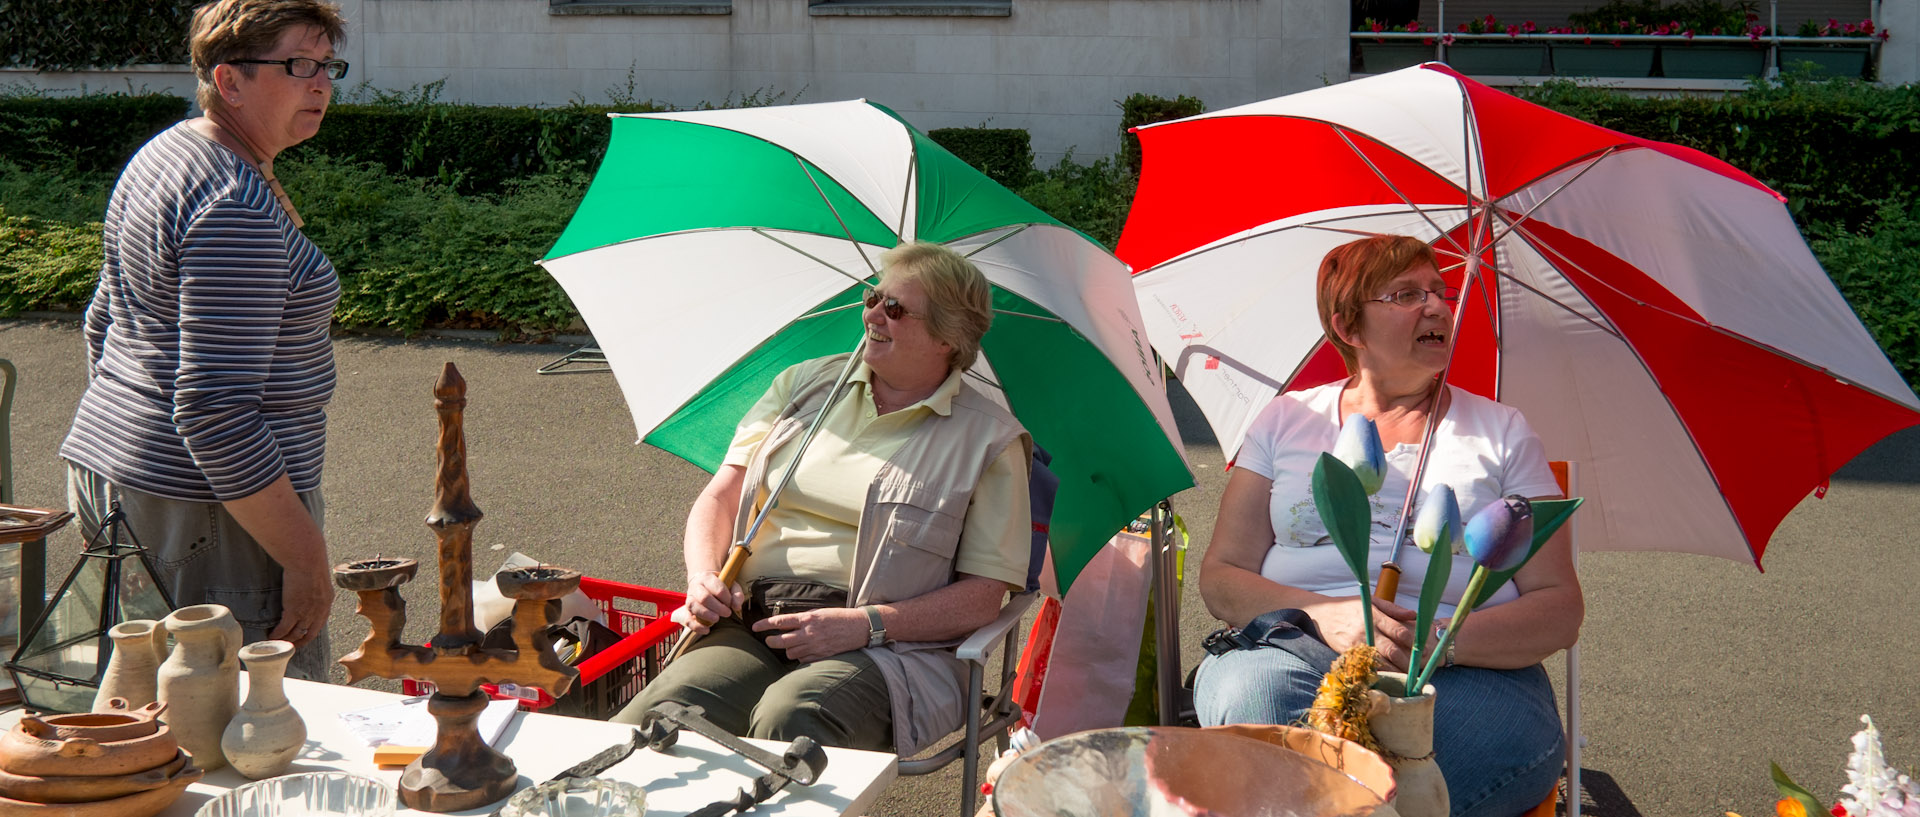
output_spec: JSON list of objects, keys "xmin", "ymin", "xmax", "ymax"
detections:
[
  {"xmin": 665, "ymin": 544, "xmax": 751, "ymax": 664},
  {"xmin": 1374, "ymin": 562, "xmax": 1402, "ymax": 602}
]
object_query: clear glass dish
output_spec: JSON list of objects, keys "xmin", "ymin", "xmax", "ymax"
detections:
[
  {"xmin": 195, "ymin": 771, "xmax": 396, "ymax": 817},
  {"xmin": 498, "ymin": 777, "xmax": 646, "ymax": 817}
]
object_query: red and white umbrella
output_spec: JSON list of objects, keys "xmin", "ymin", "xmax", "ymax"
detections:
[{"xmin": 1120, "ymin": 64, "xmax": 1920, "ymax": 567}]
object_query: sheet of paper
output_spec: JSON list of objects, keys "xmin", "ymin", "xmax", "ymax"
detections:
[{"xmin": 337, "ymin": 695, "xmax": 520, "ymax": 748}]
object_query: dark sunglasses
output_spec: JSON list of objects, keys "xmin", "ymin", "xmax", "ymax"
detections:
[
  {"xmin": 227, "ymin": 57, "xmax": 350, "ymax": 80},
  {"xmin": 863, "ymin": 288, "xmax": 926, "ymax": 321}
]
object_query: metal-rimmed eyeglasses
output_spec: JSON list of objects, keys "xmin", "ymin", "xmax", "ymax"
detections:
[
  {"xmin": 227, "ymin": 57, "xmax": 350, "ymax": 80},
  {"xmin": 1368, "ymin": 286, "xmax": 1461, "ymax": 309},
  {"xmin": 863, "ymin": 288, "xmax": 927, "ymax": 321}
]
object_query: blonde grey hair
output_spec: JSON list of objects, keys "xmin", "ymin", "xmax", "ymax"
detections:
[
  {"xmin": 878, "ymin": 242, "xmax": 993, "ymax": 372},
  {"xmin": 190, "ymin": 0, "xmax": 347, "ymax": 114}
]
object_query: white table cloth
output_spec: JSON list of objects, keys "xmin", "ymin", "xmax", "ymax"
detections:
[{"xmin": 3, "ymin": 677, "xmax": 898, "ymax": 817}]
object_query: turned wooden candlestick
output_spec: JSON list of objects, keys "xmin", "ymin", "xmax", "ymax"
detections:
[{"xmin": 331, "ymin": 362, "xmax": 580, "ymax": 813}]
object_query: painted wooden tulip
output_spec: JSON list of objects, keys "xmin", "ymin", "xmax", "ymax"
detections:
[
  {"xmin": 1412, "ymin": 484, "xmax": 1461, "ymax": 555},
  {"xmin": 1463, "ymin": 495, "xmax": 1535, "ymax": 572},
  {"xmin": 1333, "ymin": 413, "xmax": 1386, "ymax": 495}
]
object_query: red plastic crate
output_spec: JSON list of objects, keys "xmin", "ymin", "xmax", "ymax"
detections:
[{"xmin": 403, "ymin": 577, "xmax": 685, "ymax": 719}]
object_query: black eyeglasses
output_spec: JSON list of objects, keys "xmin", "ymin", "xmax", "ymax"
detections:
[
  {"xmin": 863, "ymin": 289, "xmax": 927, "ymax": 321},
  {"xmin": 1369, "ymin": 286, "xmax": 1461, "ymax": 309},
  {"xmin": 227, "ymin": 57, "xmax": 350, "ymax": 80}
]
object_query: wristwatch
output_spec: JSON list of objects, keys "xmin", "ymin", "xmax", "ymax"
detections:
[
  {"xmin": 863, "ymin": 605, "xmax": 888, "ymax": 648},
  {"xmin": 1435, "ymin": 624, "xmax": 1457, "ymax": 668}
]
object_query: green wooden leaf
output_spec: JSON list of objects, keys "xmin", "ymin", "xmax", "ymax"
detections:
[
  {"xmin": 1468, "ymin": 497, "xmax": 1584, "ymax": 609},
  {"xmin": 1312, "ymin": 452, "xmax": 1375, "ymax": 645},
  {"xmin": 1770, "ymin": 761, "xmax": 1826, "ymax": 817},
  {"xmin": 1409, "ymin": 538, "xmax": 1454, "ymax": 676},
  {"xmin": 1311, "ymin": 452, "xmax": 1373, "ymax": 590}
]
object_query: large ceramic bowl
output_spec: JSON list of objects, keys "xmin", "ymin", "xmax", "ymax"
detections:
[
  {"xmin": 194, "ymin": 771, "xmax": 396, "ymax": 817},
  {"xmin": 992, "ymin": 727, "xmax": 1385, "ymax": 817}
]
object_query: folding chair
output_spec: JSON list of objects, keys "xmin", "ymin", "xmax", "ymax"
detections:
[
  {"xmin": 894, "ymin": 447, "xmax": 1058, "ymax": 817},
  {"xmin": 1523, "ymin": 460, "xmax": 1584, "ymax": 817}
]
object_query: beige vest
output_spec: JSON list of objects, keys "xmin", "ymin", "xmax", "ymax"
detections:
[{"xmin": 735, "ymin": 355, "xmax": 1031, "ymax": 754}]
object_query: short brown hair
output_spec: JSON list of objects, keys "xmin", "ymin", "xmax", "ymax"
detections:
[
  {"xmin": 1316, "ymin": 235, "xmax": 1439, "ymax": 373},
  {"xmin": 191, "ymin": 0, "xmax": 347, "ymax": 112},
  {"xmin": 878, "ymin": 242, "xmax": 994, "ymax": 372}
]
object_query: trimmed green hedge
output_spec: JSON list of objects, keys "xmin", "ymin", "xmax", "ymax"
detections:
[
  {"xmin": 928, "ymin": 127, "xmax": 1034, "ymax": 188},
  {"xmin": 1517, "ymin": 76, "xmax": 1920, "ymax": 231},
  {"xmin": 1118, "ymin": 93, "xmax": 1205, "ymax": 175},
  {"xmin": 1, "ymin": 81, "xmax": 1917, "ymax": 387},
  {"xmin": 0, "ymin": 94, "xmax": 189, "ymax": 172},
  {"xmin": 287, "ymin": 100, "xmax": 658, "ymax": 194}
]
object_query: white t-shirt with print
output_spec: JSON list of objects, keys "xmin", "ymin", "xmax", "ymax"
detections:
[{"xmin": 1240, "ymin": 381, "xmax": 1561, "ymax": 617}]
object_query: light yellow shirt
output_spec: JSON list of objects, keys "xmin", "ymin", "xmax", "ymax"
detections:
[{"xmin": 724, "ymin": 362, "xmax": 1030, "ymax": 590}]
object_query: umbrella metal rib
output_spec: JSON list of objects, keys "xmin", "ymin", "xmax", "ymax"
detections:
[
  {"xmin": 795, "ymin": 157, "xmax": 883, "ymax": 276},
  {"xmin": 749, "ymin": 228, "xmax": 876, "ymax": 287}
]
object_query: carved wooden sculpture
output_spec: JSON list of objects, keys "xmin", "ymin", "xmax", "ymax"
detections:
[{"xmin": 333, "ymin": 362, "xmax": 581, "ymax": 812}]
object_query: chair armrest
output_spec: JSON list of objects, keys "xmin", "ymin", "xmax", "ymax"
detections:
[{"xmin": 956, "ymin": 591, "xmax": 1037, "ymax": 663}]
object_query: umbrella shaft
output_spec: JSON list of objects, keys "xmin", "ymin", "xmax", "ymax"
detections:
[{"xmin": 1379, "ymin": 258, "xmax": 1484, "ymax": 579}]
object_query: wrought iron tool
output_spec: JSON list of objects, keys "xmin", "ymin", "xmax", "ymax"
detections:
[{"xmin": 637, "ymin": 701, "xmax": 829, "ymax": 817}]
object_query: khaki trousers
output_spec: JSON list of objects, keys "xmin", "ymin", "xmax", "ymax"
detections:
[
  {"xmin": 611, "ymin": 618, "xmax": 893, "ymax": 751},
  {"xmin": 66, "ymin": 464, "xmax": 335, "ymax": 683}
]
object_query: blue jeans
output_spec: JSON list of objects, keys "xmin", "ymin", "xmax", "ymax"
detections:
[{"xmin": 1194, "ymin": 646, "xmax": 1564, "ymax": 817}]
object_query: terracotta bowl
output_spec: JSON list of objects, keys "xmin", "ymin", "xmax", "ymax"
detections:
[
  {"xmin": 17, "ymin": 701, "xmax": 167, "ymax": 744},
  {"xmin": 1201, "ymin": 724, "xmax": 1399, "ymax": 805},
  {"xmin": 0, "ymin": 723, "xmax": 180, "ymax": 778},
  {"xmin": 0, "ymin": 751, "xmax": 190, "ymax": 804},
  {"xmin": 0, "ymin": 758, "xmax": 201, "ymax": 817}
]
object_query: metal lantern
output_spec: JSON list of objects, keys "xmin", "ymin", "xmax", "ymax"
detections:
[{"xmin": 5, "ymin": 501, "xmax": 175, "ymax": 713}]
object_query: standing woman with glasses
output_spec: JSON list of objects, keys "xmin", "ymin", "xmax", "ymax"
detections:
[
  {"xmin": 1191, "ymin": 235, "xmax": 1582, "ymax": 817},
  {"xmin": 611, "ymin": 242, "xmax": 1033, "ymax": 758},
  {"xmin": 60, "ymin": 0, "xmax": 348, "ymax": 682}
]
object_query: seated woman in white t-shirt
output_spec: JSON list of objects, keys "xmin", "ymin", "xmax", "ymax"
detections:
[{"xmin": 1192, "ymin": 234, "xmax": 1582, "ymax": 817}]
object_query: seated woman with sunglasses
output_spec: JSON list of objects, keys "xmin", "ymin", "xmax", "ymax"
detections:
[
  {"xmin": 612, "ymin": 242, "xmax": 1032, "ymax": 756},
  {"xmin": 1192, "ymin": 235, "xmax": 1581, "ymax": 817},
  {"xmin": 59, "ymin": 0, "xmax": 350, "ymax": 683}
]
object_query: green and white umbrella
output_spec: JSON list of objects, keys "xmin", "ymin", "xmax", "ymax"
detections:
[{"xmin": 538, "ymin": 100, "xmax": 1194, "ymax": 593}]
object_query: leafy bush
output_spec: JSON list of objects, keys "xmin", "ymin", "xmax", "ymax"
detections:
[
  {"xmin": 1013, "ymin": 152, "xmax": 1135, "ymax": 249},
  {"xmin": 0, "ymin": 0, "xmax": 196, "ymax": 70},
  {"xmin": 1516, "ymin": 76, "xmax": 1920, "ymax": 232},
  {"xmin": 0, "ymin": 208, "xmax": 102, "ymax": 315},
  {"xmin": 1806, "ymin": 201, "xmax": 1920, "ymax": 388},
  {"xmin": 0, "ymin": 159, "xmax": 112, "ymax": 224},
  {"xmin": 279, "ymin": 155, "xmax": 588, "ymax": 333},
  {"xmin": 0, "ymin": 92, "xmax": 190, "ymax": 173},
  {"xmin": 928, "ymin": 127, "xmax": 1034, "ymax": 188},
  {"xmin": 1117, "ymin": 93, "xmax": 1205, "ymax": 175}
]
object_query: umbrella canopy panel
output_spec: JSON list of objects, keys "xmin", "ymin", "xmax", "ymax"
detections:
[
  {"xmin": 1121, "ymin": 65, "xmax": 1920, "ymax": 568},
  {"xmin": 543, "ymin": 100, "xmax": 1193, "ymax": 592}
]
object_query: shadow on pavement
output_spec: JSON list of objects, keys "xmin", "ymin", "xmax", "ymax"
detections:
[
  {"xmin": 1835, "ymin": 425, "xmax": 1920, "ymax": 485},
  {"xmin": 1566, "ymin": 769, "xmax": 1643, "ymax": 817}
]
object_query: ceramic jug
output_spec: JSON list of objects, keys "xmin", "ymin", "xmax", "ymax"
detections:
[
  {"xmin": 1368, "ymin": 672, "xmax": 1447, "ymax": 817},
  {"xmin": 156, "ymin": 604, "xmax": 243, "ymax": 772},
  {"xmin": 93, "ymin": 619, "xmax": 166, "ymax": 712},
  {"xmin": 221, "ymin": 640, "xmax": 307, "ymax": 779}
]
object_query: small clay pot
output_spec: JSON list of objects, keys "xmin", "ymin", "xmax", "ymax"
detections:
[
  {"xmin": 18, "ymin": 701, "xmax": 166, "ymax": 744},
  {"xmin": 0, "ymin": 758, "xmax": 201, "ymax": 817},
  {"xmin": 0, "ymin": 723, "xmax": 180, "ymax": 778},
  {"xmin": 0, "ymin": 751, "xmax": 189, "ymax": 804}
]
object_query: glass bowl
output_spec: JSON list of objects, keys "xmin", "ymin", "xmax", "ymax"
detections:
[
  {"xmin": 195, "ymin": 771, "xmax": 396, "ymax": 817},
  {"xmin": 498, "ymin": 778, "xmax": 646, "ymax": 817}
]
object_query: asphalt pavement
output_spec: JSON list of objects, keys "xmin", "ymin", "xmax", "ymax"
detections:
[{"xmin": 3, "ymin": 317, "xmax": 1916, "ymax": 817}]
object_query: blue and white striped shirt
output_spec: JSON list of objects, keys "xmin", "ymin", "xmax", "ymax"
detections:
[{"xmin": 61, "ymin": 122, "xmax": 339, "ymax": 503}]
